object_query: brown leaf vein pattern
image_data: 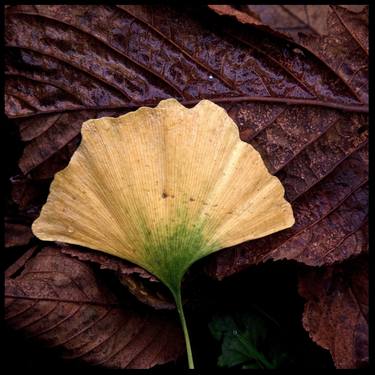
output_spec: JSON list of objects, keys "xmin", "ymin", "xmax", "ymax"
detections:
[{"xmin": 5, "ymin": 248, "xmax": 184, "ymax": 368}]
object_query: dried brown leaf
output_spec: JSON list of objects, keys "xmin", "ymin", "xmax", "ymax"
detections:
[
  {"xmin": 211, "ymin": 5, "xmax": 367, "ymax": 41},
  {"xmin": 4, "ymin": 5, "xmax": 368, "ymax": 279},
  {"xmin": 5, "ymin": 247, "xmax": 184, "ymax": 368},
  {"xmin": 298, "ymin": 255, "xmax": 368, "ymax": 368},
  {"xmin": 208, "ymin": 5, "xmax": 293, "ymax": 41},
  {"xmin": 60, "ymin": 244, "xmax": 157, "ymax": 281},
  {"xmin": 118, "ymin": 274, "xmax": 175, "ymax": 310}
]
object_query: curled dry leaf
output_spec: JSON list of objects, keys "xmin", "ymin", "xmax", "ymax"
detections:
[
  {"xmin": 5, "ymin": 5, "xmax": 368, "ymax": 278},
  {"xmin": 5, "ymin": 247, "xmax": 184, "ymax": 369},
  {"xmin": 60, "ymin": 244, "xmax": 157, "ymax": 281},
  {"xmin": 118, "ymin": 274, "xmax": 174, "ymax": 310},
  {"xmin": 207, "ymin": 5, "xmax": 288, "ymax": 41},
  {"xmin": 61, "ymin": 245, "xmax": 175, "ymax": 309},
  {"xmin": 210, "ymin": 5, "xmax": 367, "ymax": 41},
  {"xmin": 298, "ymin": 255, "xmax": 368, "ymax": 368}
]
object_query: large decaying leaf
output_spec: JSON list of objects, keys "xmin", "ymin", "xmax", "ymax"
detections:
[
  {"xmin": 5, "ymin": 247, "xmax": 184, "ymax": 369},
  {"xmin": 5, "ymin": 5, "xmax": 368, "ymax": 280},
  {"xmin": 298, "ymin": 255, "xmax": 368, "ymax": 368}
]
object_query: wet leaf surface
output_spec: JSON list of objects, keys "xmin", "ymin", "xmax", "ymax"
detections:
[{"xmin": 298, "ymin": 255, "xmax": 368, "ymax": 368}]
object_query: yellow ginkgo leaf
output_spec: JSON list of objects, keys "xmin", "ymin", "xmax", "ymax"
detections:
[{"xmin": 32, "ymin": 99, "xmax": 294, "ymax": 368}]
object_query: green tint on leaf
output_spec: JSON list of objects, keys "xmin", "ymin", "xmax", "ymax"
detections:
[
  {"xmin": 209, "ymin": 309, "xmax": 290, "ymax": 369},
  {"xmin": 140, "ymin": 215, "xmax": 218, "ymax": 297}
]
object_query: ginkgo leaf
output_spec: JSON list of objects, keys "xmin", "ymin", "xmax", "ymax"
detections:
[
  {"xmin": 32, "ymin": 99, "xmax": 294, "ymax": 292},
  {"xmin": 32, "ymin": 98, "xmax": 294, "ymax": 368}
]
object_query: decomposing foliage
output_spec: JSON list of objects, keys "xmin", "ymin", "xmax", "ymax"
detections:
[{"xmin": 5, "ymin": 247, "xmax": 184, "ymax": 369}]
